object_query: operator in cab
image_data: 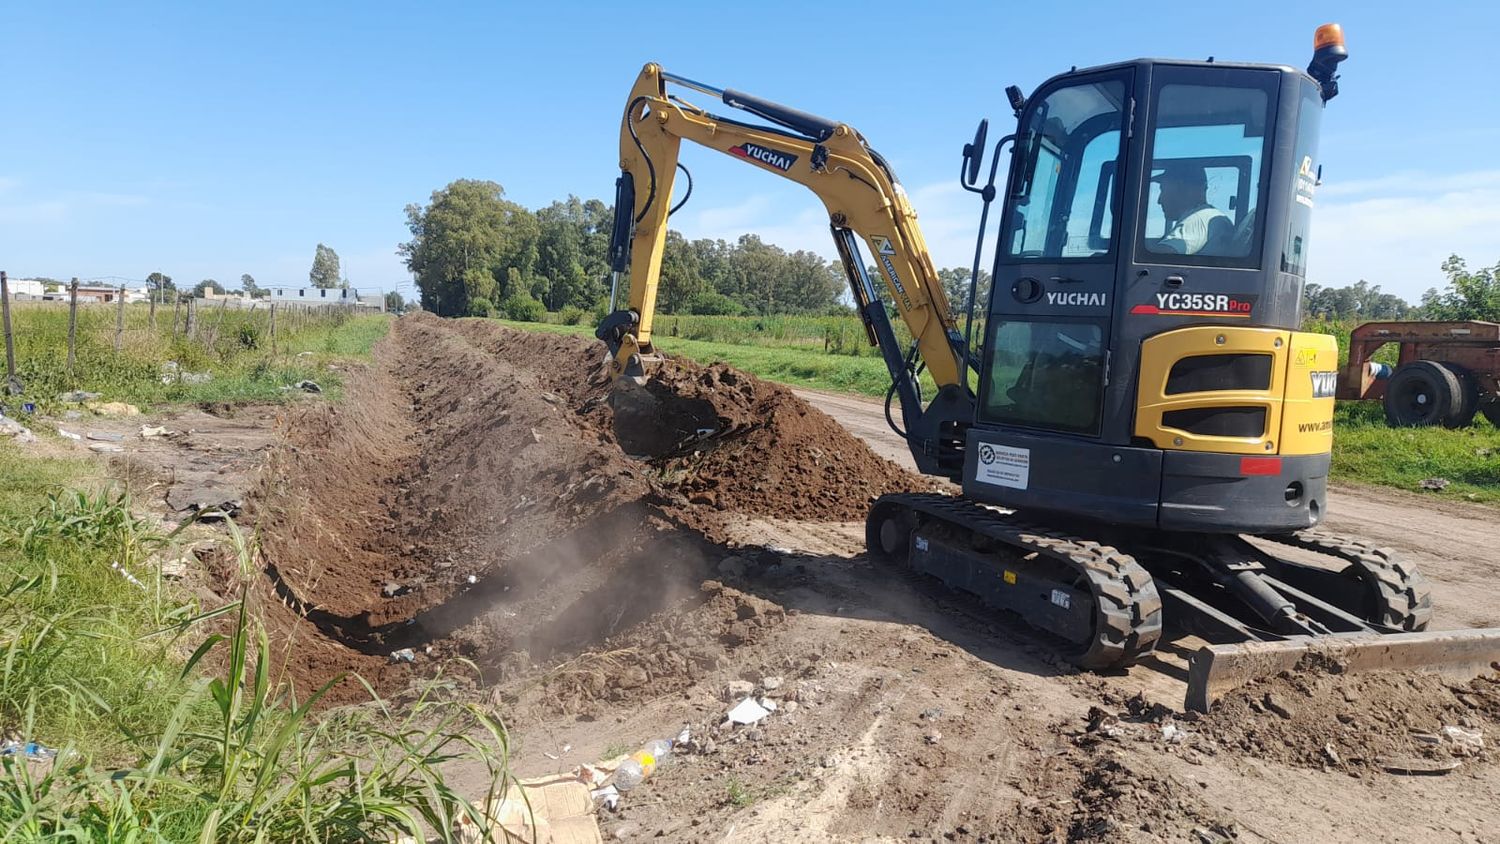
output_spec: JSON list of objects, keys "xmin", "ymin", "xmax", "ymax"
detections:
[{"xmin": 1152, "ymin": 163, "xmax": 1231, "ymax": 256}]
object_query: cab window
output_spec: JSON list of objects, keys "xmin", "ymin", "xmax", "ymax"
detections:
[
  {"xmin": 1004, "ymin": 76, "xmax": 1128, "ymax": 261},
  {"xmin": 1138, "ymin": 71, "xmax": 1277, "ymax": 267}
]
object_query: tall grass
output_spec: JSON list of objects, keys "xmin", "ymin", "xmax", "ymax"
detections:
[
  {"xmin": 0, "ymin": 456, "xmax": 512, "ymax": 841},
  {"xmin": 5, "ymin": 302, "xmax": 390, "ymax": 412}
]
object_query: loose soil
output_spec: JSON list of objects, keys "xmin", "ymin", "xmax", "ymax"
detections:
[{"xmin": 33, "ymin": 313, "xmax": 1498, "ymax": 840}]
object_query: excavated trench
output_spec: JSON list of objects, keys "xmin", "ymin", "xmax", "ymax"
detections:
[{"xmin": 243, "ymin": 313, "xmax": 927, "ymax": 702}]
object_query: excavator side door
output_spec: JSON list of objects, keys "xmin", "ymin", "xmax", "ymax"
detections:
[{"xmin": 980, "ymin": 69, "xmax": 1134, "ymax": 441}]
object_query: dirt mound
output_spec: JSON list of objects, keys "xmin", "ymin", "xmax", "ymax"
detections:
[
  {"xmin": 246, "ymin": 313, "xmax": 925, "ymax": 700},
  {"xmin": 448, "ymin": 318, "xmax": 931, "ymax": 523},
  {"xmin": 1195, "ymin": 663, "xmax": 1500, "ymax": 772}
]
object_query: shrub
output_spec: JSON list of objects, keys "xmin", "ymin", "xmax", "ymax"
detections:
[
  {"xmin": 558, "ymin": 305, "xmax": 587, "ymax": 325},
  {"xmin": 686, "ymin": 290, "xmax": 744, "ymax": 316},
  {"xmin": 500, "ymin": 293, "xmax": 545, "ymax": 323},
  {"xmin": 467, "ymin": 298, "xmax": 496, "ymax": 318}
]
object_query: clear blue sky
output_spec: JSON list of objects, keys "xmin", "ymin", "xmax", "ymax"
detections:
[{"xmin": 3, "ymin": 1, "xmax": 1496, "ymax": 303}]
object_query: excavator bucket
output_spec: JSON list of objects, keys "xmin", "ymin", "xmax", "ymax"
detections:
[{"xmin": 1184, "ymin": 628, "xmax": 1500, "ymax": 712}]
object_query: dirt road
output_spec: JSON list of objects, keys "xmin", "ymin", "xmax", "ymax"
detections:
[{"xmin": 61, "ymin": 317, "xmax": 1495, "ymax": 841}]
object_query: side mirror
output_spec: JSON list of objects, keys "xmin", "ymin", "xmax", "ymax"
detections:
[{"xmin": 962, "ymin": 119, "xmax": 989, "ymax": 186}]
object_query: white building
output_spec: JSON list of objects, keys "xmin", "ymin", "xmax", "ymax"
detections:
[
  {"xmin": 4, "ymin": 278, "xmax": 48, "ymax": 299},
  {"xmin": 269, "ymin": 286, "xmax": 385, "ymax": 311}
]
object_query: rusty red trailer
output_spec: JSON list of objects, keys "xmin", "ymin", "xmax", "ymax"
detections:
[{"xmin": 1340, "ymin": 320, "xmax": 1500, "ymax": 427}]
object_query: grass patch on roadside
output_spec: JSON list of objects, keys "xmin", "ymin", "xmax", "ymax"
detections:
[
  {"xmin": 0, "ymin": 450, "xmax": 510, "ymax": 839},
  {"xmin": 5, "ymin": 303, "xmax": 390, "ymax": 413},
  {"xmin": 1331, "ymin": 401, "xmax": 1500, "ymax": 503}
]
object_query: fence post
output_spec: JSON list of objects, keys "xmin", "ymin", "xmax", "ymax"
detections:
[
  {"xmin": 0, "ymin": 271, "xmax": 20, "ymax": 395},
  {"xmin": 148, "ymin": 285, "xmax": 157, "ymax": 329},
  {"xmin": 171, "ymin": 293, "xmax": 182, "ymax": 339},
  {"xmin": 67, "ymin": 279, "xmax": 79, "ymax": 378},
  {"xmin": 269, "ymin": 302, "xmax": 278, "ymax": 355},
  {"xmin": 186, "ymin": 297, "xmax": 197, "ymax": 339},
  {"xmin": 208, "ymin": 296, "xmax": 228, "ymax": 347},
  {"xmin": 113, "ymin": 286, "xmax": 126, "ymax": 353}
]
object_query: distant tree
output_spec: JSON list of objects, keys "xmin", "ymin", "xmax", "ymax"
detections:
[
  {"xmin": 1420, "ymin": 255, "xmax": 1500, "ymax": 321},
  {"xmin": 384, "ymin": 290, "xmax": 406, "ymax": 313},
  {"xmin": 309, "ymin": 244, "xmax": 342, "ymax": 289},
  {"xmin": 192, "ymin": 279, "xmax": 222, "ymax": 297},
  {"xmin": 146, "ymin": 272, "xmax": 175, "ymax": 302},
  {"xmin": 400, "ymin": 179, "xmax": 537, "ymax": 317},
  {"xmin": 1302, "ymin": 280, "xmax": 1411, "ymax": 321},
  {"xmin": 240, "ymin": 273, "xmax": 263, "ymax": 298},
  {"xmin": 935, "ymin": 267, "xmax": 992, "ymax": 317}
]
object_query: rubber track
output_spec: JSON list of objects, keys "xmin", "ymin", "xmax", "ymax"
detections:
[
  {"xmin": 875, "ymin": 493, "xmax": 1163, "ymax": 669},
  {"xmin": 1256, "ymin": 529, "xmax": 1434, "ymax": 631}
]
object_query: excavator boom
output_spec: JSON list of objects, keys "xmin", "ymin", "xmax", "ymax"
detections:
[{"xmin": 597, "ymin": 63, "xmax": 975, "ymax": 475}]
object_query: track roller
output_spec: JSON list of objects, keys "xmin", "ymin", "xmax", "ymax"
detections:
[{"xmin": 867, "ymin": 493, "xmax": 1162, "ymax": 670}]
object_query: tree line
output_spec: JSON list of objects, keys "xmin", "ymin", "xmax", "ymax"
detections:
[
  {"xmin": 399, "ymin": 179, "xmax": 994, "ymax": 320},
  {"xmin": 1303, "ymin": 256, "xmax": 1500, "ymax": 323}
]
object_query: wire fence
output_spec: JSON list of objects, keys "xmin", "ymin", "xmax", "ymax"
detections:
[{"xmin": 0, "ymin": 271, "xmax": 372, "ymax": 405}]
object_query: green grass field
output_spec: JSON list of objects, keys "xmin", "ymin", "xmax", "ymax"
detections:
[
  {"xmin": 503, "ymin": 315, "xmax": 1500, "ymax": 504},
  {"xmin": 4, "ymin": 302, "xmax": 390, "ymax": 414}
]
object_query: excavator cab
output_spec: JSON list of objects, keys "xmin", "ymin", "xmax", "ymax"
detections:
[{"xmin": 964, "ymin": 40, "xmax": 1341, "ymax": 534}]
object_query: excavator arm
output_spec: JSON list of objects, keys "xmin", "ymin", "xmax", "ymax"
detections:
[{"xmin": 597, "ymin": 64, "xmax": 975, "ymax": 476}]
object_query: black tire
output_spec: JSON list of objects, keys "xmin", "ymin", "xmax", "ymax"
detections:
[
  {"xmin": 1443, "ymin": 365, "xmax": 1481, "ymax": 428},
  {"xmin": 1384, "ymin": 360, "xmax": 1462, "ymax": 427}
]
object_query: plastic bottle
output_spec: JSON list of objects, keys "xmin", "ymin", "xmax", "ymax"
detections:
[{"xmin": 610, "ymin": 739, "xmax": 673, "ymax": 791}]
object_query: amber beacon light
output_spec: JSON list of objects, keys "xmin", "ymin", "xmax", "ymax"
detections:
[{"xmin": 1307, "ymin": 23, "xmax": 1347, "ymax": 101}]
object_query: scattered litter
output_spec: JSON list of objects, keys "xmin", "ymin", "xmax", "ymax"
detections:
[
  {"xmin": 159, "ymin": 557, "xmax": 189, "ymax": 579},
  {"xmin": 1322, "ymin": 742, "xmax": 1341, "ymax": 765},
  {"xmin": 139, "ymin": 425, "xmax": 170, "ymax": 438},
  {"xmin": 58, "ymin": 390, "xmax": 101, "ymax": 403},
  {"xmin": 87, "ymin": 431, "xmax": 124, "ymax": 442},
  {"xmin": 85, "ymin": 401, "xmax": 141, "ymax": 417},
  {"xmin": 389, "ymin": 648, "xmax": 416, "ymax": 663},
  {"xmin": 21, "ymin": 402, "xmax": 35, "ymax": 414},
  {"xmin": 296, "ymin": 351, "xmax": 314, "ymax": 358},
  {"xmin": 89, "ymin": 443, "xmax": 124, "ymax": 453},
  {"xmin": 483, "ymin": 774, "xmax": 603, "ymax": 843},
  {"xmin": 695, "ymin": 427, "xmax": 716, "ymax": 437},
  {"xmin": 675, "ymin": 727, "xmax": 691, "ymax": 746},
  {"xmin": 109, "ymin": 560, "xmax": 146, "ymax": 590},
  {"xmin": 590, "ymin": 784, "xmax": 620, "ymax": 812},
  {"xmin": 191, "ymin": 499, "xmax": 243, "ymax": 521},
  {"xmin": 0, "ymin": 416, "xmax": 36, "ymax": 444},
  {"xmin": 295, "ymin": 380, "xmax": 322, "ymax": 393},
  {"xmin": 924, "ymin": 730, "xmax": 943, "ymax": 745},
  {"xmin": 1419, "ymin": 477, "xmax": 1450, "ymax": 491},
  {"xmin": 1380, "ymin": 757, "xmax": 1461, "ymax": 776},
  {"xmin": 382, "ymin": 582, "xmax": 409, "ymax": 597},
  {"xmin": 0, "ymin": 740, "xmax": 58, "ymax": 762},
  {"xmin": 56, "ymin": 428, "xmax": 82, "ymax": 441},
  {"xmin": 727, "ymin": 696, "xmax": 772, "ymax": 725},
  {"xmin": 1441, "ymin": 725, "xmax": 1484, "ymax": 756},
  {"xmin": 1161, "ymin": 722, "xmax": 1189, "ymax": 743},
  {"xmin": 466, "ymin": 574, "xmax": 478, "ymax": 585}
]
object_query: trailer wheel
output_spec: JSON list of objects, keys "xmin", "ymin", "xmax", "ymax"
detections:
[
  {"xmin": 1442, "ymin": 364, "xmax": 1480, "ymax": 428},
  {"xmin": 1384, "ymin": 361, "xmax": 1462, "ymax": 427}
]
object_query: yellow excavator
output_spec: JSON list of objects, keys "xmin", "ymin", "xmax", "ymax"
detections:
[{"xmin": 596, "ymin": 25, "xmax": 1500, "ymax": 709}]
